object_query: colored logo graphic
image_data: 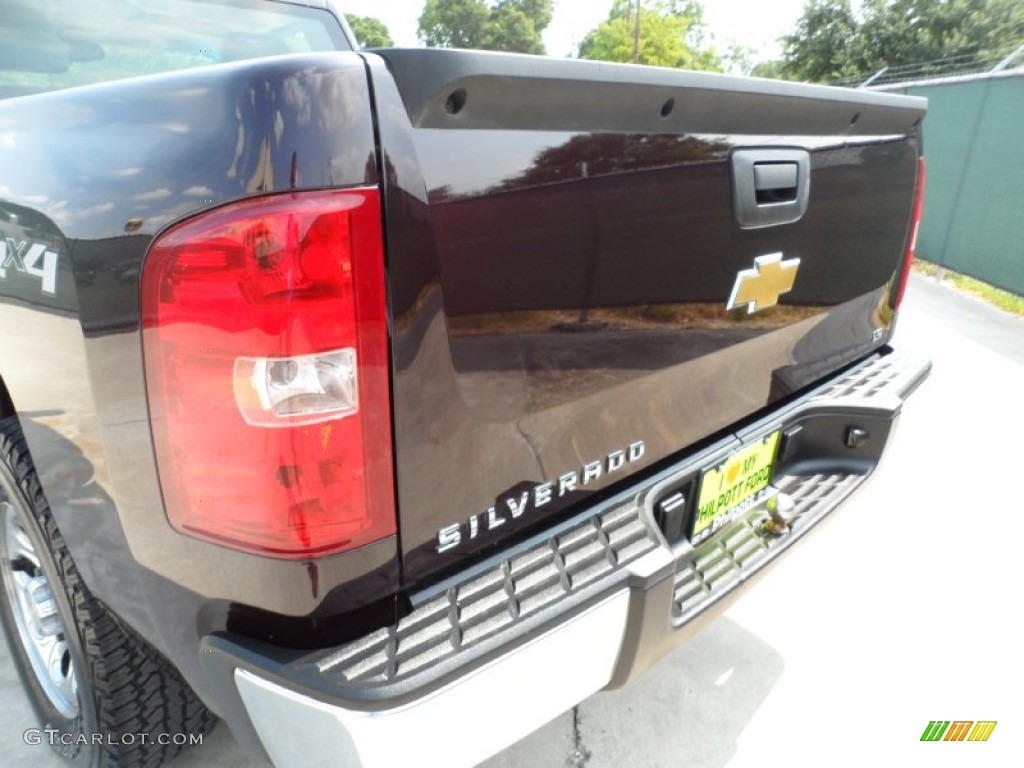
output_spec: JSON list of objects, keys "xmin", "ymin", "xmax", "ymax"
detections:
[
  {"xmin": 920, "ymin": 721, "xmax": 997, "ymax": 742},
  {"xmin": 726, "ymin": 253, "xmax": 800, "ymax": 314}
]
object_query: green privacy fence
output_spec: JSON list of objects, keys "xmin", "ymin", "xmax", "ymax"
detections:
[{"xmin": 886, "ymin": 71, "xmax": 1024, "ymax": 296}]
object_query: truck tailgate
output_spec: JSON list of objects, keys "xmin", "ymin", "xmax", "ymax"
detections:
[{"xmin": 365, "ymin": 49, "xmax": 926, "ymax": 587}]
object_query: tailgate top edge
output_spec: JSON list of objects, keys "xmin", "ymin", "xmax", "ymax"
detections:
[{"xmin": 366, "ymin": 48, "xmax": 928, "ymax": 133}]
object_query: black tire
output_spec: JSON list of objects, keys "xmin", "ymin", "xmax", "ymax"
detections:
[{"xmin": 0, "ymin": 417, "xmax": 217, "ymax": 766}]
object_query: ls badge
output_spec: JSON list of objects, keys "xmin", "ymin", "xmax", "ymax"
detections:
[{"xmin": 726, "ymin": 253, "xmax": 800, "ymax": 314}]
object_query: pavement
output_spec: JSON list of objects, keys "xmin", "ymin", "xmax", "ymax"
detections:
[{"xmin": 2, "ymin": 273, "xmax": 1022, "ymax": 767}]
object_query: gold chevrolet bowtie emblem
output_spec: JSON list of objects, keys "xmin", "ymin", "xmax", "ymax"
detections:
[{"xmin": 727, "ymin": 253, "xmax": 801, "ymax": 314}]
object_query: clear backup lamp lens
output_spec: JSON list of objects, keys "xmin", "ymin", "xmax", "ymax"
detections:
[{"xmin": 234, "ymin": 348, "xmax": 358, "ymax": 426}]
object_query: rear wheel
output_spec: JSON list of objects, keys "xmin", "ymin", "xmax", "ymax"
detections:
[
  {"xmin": 2, "ymin": 499, "xmax": 81, "ymax": 719},
  {"xmin": 0, "ymin": 417, "xmax": 216, "ymax": 766}
]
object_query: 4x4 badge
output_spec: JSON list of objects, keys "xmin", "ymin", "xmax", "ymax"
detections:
[
  {"xmin": 0, "ymin": 238, "xmax": 59, "ymax": 296},
  {"xmin": 726, "ymin": 253, "xmax": 800, "ymax": 314}
]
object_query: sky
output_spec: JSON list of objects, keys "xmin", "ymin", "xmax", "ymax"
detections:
[{"xmin": 336, "ymin": 1, "xmax": 809, "ymax": 65}]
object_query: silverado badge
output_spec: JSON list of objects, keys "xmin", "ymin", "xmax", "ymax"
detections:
[
  {"xmin": 436, "ymin": 441, "xmax": 646, "ymax": 554},
  {"xmin": 726, "ymin": 253, "xmax": 800, "ymax": 314}
]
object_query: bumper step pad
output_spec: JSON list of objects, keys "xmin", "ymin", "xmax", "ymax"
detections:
[{"xmin": 297, "ymin": 348, "xmax": 928, "ymax": 692}]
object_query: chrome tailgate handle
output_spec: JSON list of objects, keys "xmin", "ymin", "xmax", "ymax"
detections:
[{"xmin": 732, "ymin": 148, "xmax": 811, "ymax": 229}]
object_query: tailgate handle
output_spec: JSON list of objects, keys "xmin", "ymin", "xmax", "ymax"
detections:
[
  {"xmin": 754, "ymin": 163, "xmax": 798, "ymax": 203},
  {"xmin": 732, "ymin": 149, "xmax": 811, "ymax": 229}
]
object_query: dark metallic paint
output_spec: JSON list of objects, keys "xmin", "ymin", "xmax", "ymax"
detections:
[
  {"xmin": 0, "ymin": 41, "xmax": 927, "ymax": 714},
  {"xmin": 0, "ymin": 52, "xmax": 395, "ymax": 704},
  {"xmin": 364, "ymin": 51, "xmax": 923, "ymax": 588}
]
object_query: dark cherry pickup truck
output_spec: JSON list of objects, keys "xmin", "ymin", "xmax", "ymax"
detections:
[{"xmin": 0, "ymin": 1, "xmax": 929, "ymax": 766}]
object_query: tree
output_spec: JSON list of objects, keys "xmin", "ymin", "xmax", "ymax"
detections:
[
  {"xmin": 781, "ymin": 0, "xmax": 860, "ymax": 82},
  {"xmin": 856, "ymin": 0, "xmax": 1024, "ymax": 69},
  {"xmin": 722, "ymin": 41, "xmax": 755, "ymax": 75},
  {"xmin": 346, "ymin": 15, "xmax": 394, "ymax": 49},
  {"xmin": 417, "ymin": 0, "xmax": 554, "ymax": 54},
  {"xmin": 750, "ymin": 60, "xmax": 788, "ymax": 80},
  {"xmin": 487, "ymin": 4, "xmax": 544, "ymax": 54},
  {"xmin": 577, "ymin": 1, "xmax": 721, "ymax": 71},
  {"xmin": 419, "ymin": 0, "xmax": 491, "ymax": 49},
  {"xmin": 781, "ymin": 0, "xmax": 1024, "ymax": 83},
  {"xmin": 500, "ymin": 0, "xmax": 553, "ymax": 31}
]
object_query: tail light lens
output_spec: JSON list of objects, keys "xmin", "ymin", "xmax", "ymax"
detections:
[
  {"xmin": 141, "ymin": 189, "xmax": 395, "ymax": 559},
  {"xmin": 892, "ymin": 156, "xmax": 926, "ymax": 309}
]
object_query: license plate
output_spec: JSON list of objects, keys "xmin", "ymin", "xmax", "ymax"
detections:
[{"xmin": 692, "ymin": 431, "xmax": 781, "ymax": 543}]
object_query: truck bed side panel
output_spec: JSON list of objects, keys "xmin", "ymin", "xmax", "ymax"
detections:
[{"xmin": 0, "ymin": 52, "xmax": 389, "ymax": 703}]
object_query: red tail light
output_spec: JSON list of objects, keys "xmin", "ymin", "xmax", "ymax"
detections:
[
  {"xmin": 892, "ymin": 157, "xmax": 926, "ymax": 309},
  {"xmin": 141, "ymin": 189, "xmax": 395, "ymax": 559}
]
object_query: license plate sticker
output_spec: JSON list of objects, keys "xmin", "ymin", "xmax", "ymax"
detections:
[{"xmin": 692, "ymin": 431, "xmax": 781, "ymax": 543}]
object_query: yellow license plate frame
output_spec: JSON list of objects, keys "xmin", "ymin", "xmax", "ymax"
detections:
[{"xmin": 692, "ymin": 431, "xmax": 781, "ymax": 543}]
